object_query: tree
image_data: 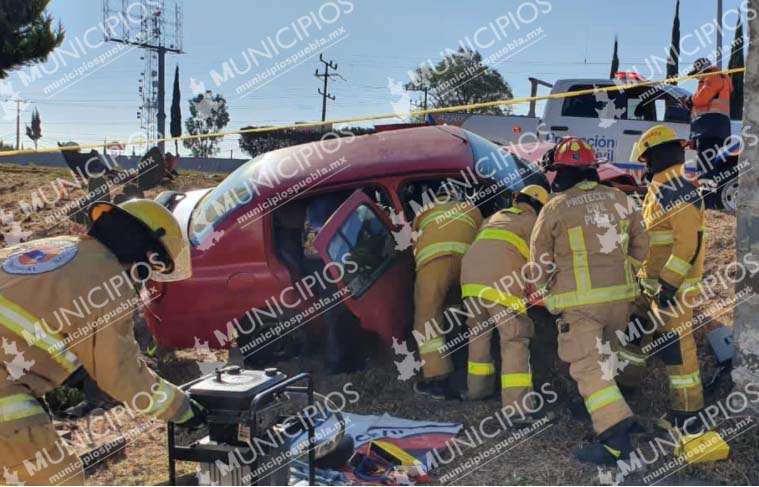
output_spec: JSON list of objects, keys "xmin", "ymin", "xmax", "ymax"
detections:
[
  {"xmin": 733, "ymin": 1, "xmax": 759, "ymax": 414},
  {"xmin": 239, "ymin": 125, "xmax": 374, "ymax": 158},
  {"xmin": 410, "ymin": 48, "xmax": 513, "ymax": 115},
  {"xmin": 609, "ymin": 36, "xmax": 620, "ymax": 79},
  {"xmin": 183, "ymin": 90, "xmax": 229, "ymax": 157},
  {"xmin": 728, "ymin": 13, "xmax": 745, "ymax": 120},
  {"xmin": 0, "ymin": 0, "xmax": 64, "ymax": 78},
  {"xmin": 667, "ymin": 0, "xmax": 680, "ymax": 84},
  {"xmin": 170, "ymin": 65, "xmax": 182, "ymax": 154},
  {"xmin": 25, "ymin": 107, "xmax": 41, "ymax": 149}
]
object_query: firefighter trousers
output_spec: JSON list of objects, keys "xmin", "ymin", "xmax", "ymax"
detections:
[
  {"xmin": 413, "ymin": 255, "xmax": 461, "ymax": 379},
  {"xmin": 0, "ymin": 417, "xmax": 83, "ymax": 485},
  {"xmin": 557, "ymin": 303, "xmax": 634, "ymax": 434},
  {"xmin": 621, "ymin": 293, "xmax": 704, "ymax": 412},
  {"xmin": 466, "ymin": 299, "xmax": 534, "ymax": 408}
]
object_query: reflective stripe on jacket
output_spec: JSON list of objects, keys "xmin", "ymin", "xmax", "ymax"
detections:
[
  {"xmin": 530, "ymin": 181, "xmax": 649, "ymax": 313},
  {"xmin": 0, "ymin": 236, "xmax": 191, "ymax": 425},
  {"xmin": 460, "ymin": 203, "xmax": 536, "ymax": 312},
  {"xmin": 692, "ymin": 67, "xmax": 732, "ymax": 119},
  {"xmin": 413, "ymin": 200, "xmax": 482, "ymax": 270},
  {"xmin": 640, "ymin": 164, "xmax": 705, "ymax": 290}
]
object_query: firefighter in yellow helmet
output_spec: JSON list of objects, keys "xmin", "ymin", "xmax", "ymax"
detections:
[
  {"xmin": 412, "ymin": 183, "xmax": 483, "ymax": 399},
  {"xmin": 461, "ymin": 184, "xmax": 549, "ymax": 415},
  {"xmin": 530, "ymin": 137, "xmax": 649, "ymax": 464},
  {"xmin": 624, "ymin": 125, "xmax": 705, "ymax": 429},
  {"xmin": 0, "ymin": 199, "xmax": 204, "ymax": 485}
]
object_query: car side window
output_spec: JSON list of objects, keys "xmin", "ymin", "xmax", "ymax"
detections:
[
  {"xmin": 561, "ymin": 84, "xmax": 625, "ymax": 118},
  {"xmin": 326, "ymin": 204, "xmax": 395, "ymax": 296}
]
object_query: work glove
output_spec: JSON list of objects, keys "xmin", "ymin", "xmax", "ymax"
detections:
[
  {"xmin": 656, "ymin": 279, "xmax": 679, "ymax": 309},
  {"xmin": 176, "ymin": 399, "xmax": 207, "ymax": 430}
]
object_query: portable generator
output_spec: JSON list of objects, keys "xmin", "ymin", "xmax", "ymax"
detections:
[{"xmin": 168, "ymin": 366, "xmax": 315, "ymax": 485}]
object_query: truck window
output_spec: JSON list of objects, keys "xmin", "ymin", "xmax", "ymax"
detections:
[
  {"xmin": 561, "ymin": 84, "xmax": 624, "ymax": 119},
  {"xmin": 625, "ymin": 86, "xmax": 691, "ymax": 124},
  {"xmin": 326, "ymin": 204, "xmax": 395, "ymax": 296}
]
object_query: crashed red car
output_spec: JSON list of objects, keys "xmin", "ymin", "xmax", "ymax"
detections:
[{"xmin": 143, "ymin": 126, "xmax": 632, "ymax": 358}]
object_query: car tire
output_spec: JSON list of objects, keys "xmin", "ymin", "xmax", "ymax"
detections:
[{"xmin": 718, "ymin": 178, "xmax": 739, "ymax": 213}]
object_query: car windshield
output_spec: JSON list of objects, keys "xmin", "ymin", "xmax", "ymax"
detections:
[
  {"xmin": 465, "ymin": 130, "xmax": 545, "ymax": 192},
  {"xmin": 189, "ymin": 154, "xmax": 264, "ymax": 246}
]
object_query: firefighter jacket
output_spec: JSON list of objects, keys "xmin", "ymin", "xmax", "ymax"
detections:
[
  {"xmin": 412, "ymin": 200, "xmax": 483, "ymax": 270},
  {"xmin": 530, "ymin": 181, "xmax": 649, "ymax": 314},
  {"xmin": 691, "ymin": 66, "xmax": 733, "ymax": 140},
  {"xmin": 639, "ymin": 164, "xmax": 705, "ymax": 293},
  {"xmin": 0, "ymin": 236, "xmax": 192, "ymax": 432},
  {"xmin": 460, "ymin": 202, "xmax": 537, "ymax": 314}
]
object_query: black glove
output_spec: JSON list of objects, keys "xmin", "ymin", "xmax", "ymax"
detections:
[
  {"xmin": 657, "ymin": 279, "xmax": 679, "ymax": 309},
  {"xmin": 177, "ymin": 399, "xmax": 207, "ymax": 430}
]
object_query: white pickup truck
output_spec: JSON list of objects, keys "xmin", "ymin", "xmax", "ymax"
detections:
[{"xmin": 427, "ymin": 73, "xmax": 742, "ymax": 209}]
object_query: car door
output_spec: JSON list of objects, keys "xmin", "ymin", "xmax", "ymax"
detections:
[{"xmin": 313, "ymin": 190, "xmax": 414, "ymax": 343}]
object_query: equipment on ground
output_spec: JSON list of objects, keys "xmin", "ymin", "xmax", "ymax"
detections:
[
  {"xmin": 168, "ymin": 366, "xmax": 316, "ymax": 486},
  {"xmin": 674, "ymin": 431, "xmax": 730, "ymax": 464}
]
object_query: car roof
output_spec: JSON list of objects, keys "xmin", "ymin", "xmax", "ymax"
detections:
[{"xmin": 248, "ymin": 125, "xmax": 475, "ymax": 198}]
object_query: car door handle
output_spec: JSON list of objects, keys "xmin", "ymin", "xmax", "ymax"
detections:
[
  {"xmin": 623, "ymin": 129, "xmax": 643, "ymax": 135},
  {"xmin": 551, "ymin": 126, "xmax": 569, "ymax": 131}
]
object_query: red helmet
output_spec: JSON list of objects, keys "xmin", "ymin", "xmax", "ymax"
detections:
[{"xmin": 552, "ymin": 137, "xmax": 598, "ymax": 168}]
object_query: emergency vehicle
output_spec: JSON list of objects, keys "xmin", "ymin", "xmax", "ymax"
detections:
[{"xmin": 427, "ymin": 73, "xmax": 742, "ymax": 210}]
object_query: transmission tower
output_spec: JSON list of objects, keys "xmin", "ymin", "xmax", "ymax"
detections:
[{"xmin": 102, "ymin": 0, "xmax": 183, "ymax": 153}]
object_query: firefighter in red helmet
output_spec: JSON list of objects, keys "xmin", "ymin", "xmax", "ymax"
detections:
[{"xmin": 531, "ymin": 137, "xmax": 649, "ymax": 464}]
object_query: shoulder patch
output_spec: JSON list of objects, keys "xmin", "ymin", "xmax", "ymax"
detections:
[
  {"xmin": 2, "ymin": 239, "xmax": 79, "ymax": 275},
  {"xmin": 655, "ymin": 177, "xmax": 703, "ymax": 211}
]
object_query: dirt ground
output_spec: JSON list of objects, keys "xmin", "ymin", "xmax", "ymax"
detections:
[{"xmin": 1, "ymin": 164, "xmax": 756, "ymax": 485}]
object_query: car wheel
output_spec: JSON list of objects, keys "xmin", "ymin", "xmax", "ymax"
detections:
[
  {"xmin": 237, "ymin": 319, "xmax": 304, "ymax": 367},
  {"xmin": 719, "ymin": 178, "xmax": 739, "ymax": 213}
]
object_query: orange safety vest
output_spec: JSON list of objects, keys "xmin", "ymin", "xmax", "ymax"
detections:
[{"xmin": 692, "ymin": 67, "xmax": 732, "ymax": 119}]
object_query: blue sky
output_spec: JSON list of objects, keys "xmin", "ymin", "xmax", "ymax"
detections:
[{"xmin": 0, "ymin": 0, "xmax": 748, "ymax": 157}]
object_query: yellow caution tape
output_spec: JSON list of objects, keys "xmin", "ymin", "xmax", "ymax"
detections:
[{"xmin": 0, "ymin": 67, "xmax": 745, "ymax": 158}]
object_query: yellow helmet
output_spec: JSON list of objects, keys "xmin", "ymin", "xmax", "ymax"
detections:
[
  {"xmin": 89, "ymin": 199, "xmax": 192, "ymax": 282},
  {"xmin": 518, "ymin": 184, "xmax": 549, "ymax": 206},
  {"xmin": 630, "ymin": 125, "xmax": 687, "ymax": 162}
]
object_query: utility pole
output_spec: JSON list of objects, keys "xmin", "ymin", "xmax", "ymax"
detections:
[
  {"xmin": 717, "ymin": 0, "xmax": 724, "ymax": 68},
  {"xmin": 103, "ymin": 0, "xmax": 183, "ymax": 154},
  {"xmin": 405, "ymin": 83, "xmax": 430, "ymax": 113},
  {"xmin": 314, "ymin": 54, "xmax": 339, "ymax": 124},
  {"xmin": 15, "ymin": 100, "xmax": 20, "ymax": 150},
  {"xmin": 733, "ymin": 1, "xmax": 759, "ymax": 414}
]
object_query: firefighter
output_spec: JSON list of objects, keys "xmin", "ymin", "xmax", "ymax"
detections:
[
  {"xmin": 0, "ymin": 199, "xmax": 205, "ymax": 485},
  {"xmin": 412, "ymin": 184, "xmax": 483, "ymax": 399},
  {"xmin": 684, "ymin": 58, "xmax": 733, "ymax": 177},
  {"xmin": 530, "ymin": 137, "xmax": 649, "ymax": 464},
  {"xmin": 461, "ymin": 184, "xmax": 549, "ymax": 413},
  {"xmin": 626, "ymin": 125, "xmax": 705, "ymax": 429}
]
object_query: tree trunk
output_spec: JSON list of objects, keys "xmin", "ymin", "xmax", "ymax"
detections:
[{"xmin": 732, "ymin": 0, "xmax": 759, "ymax": 410}]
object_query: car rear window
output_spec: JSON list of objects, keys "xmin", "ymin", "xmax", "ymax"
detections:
[{"xmin": 465, "ymin": 130, "xmax": 545, "ymax": 192}]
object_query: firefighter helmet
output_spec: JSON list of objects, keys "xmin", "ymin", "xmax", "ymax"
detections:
[
  {"xmin": 630, "ymin": 124, "xmax": 687, "ymax": 163},
  {"xmin": 551, "ymin": 137, "xmax": 598, "ymax": 168},
  {"xmin": 518, "ymin": 184, "xmax": 549, "ymax": 206},
  {"xmin": 89, "ymin": 199, "xmax": 191, "ymax": 282}
]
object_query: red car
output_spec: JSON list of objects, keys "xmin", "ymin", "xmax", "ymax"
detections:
[{"xmin": 142, "ymin": 126, "xmax": 627, "ymax": 358}]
